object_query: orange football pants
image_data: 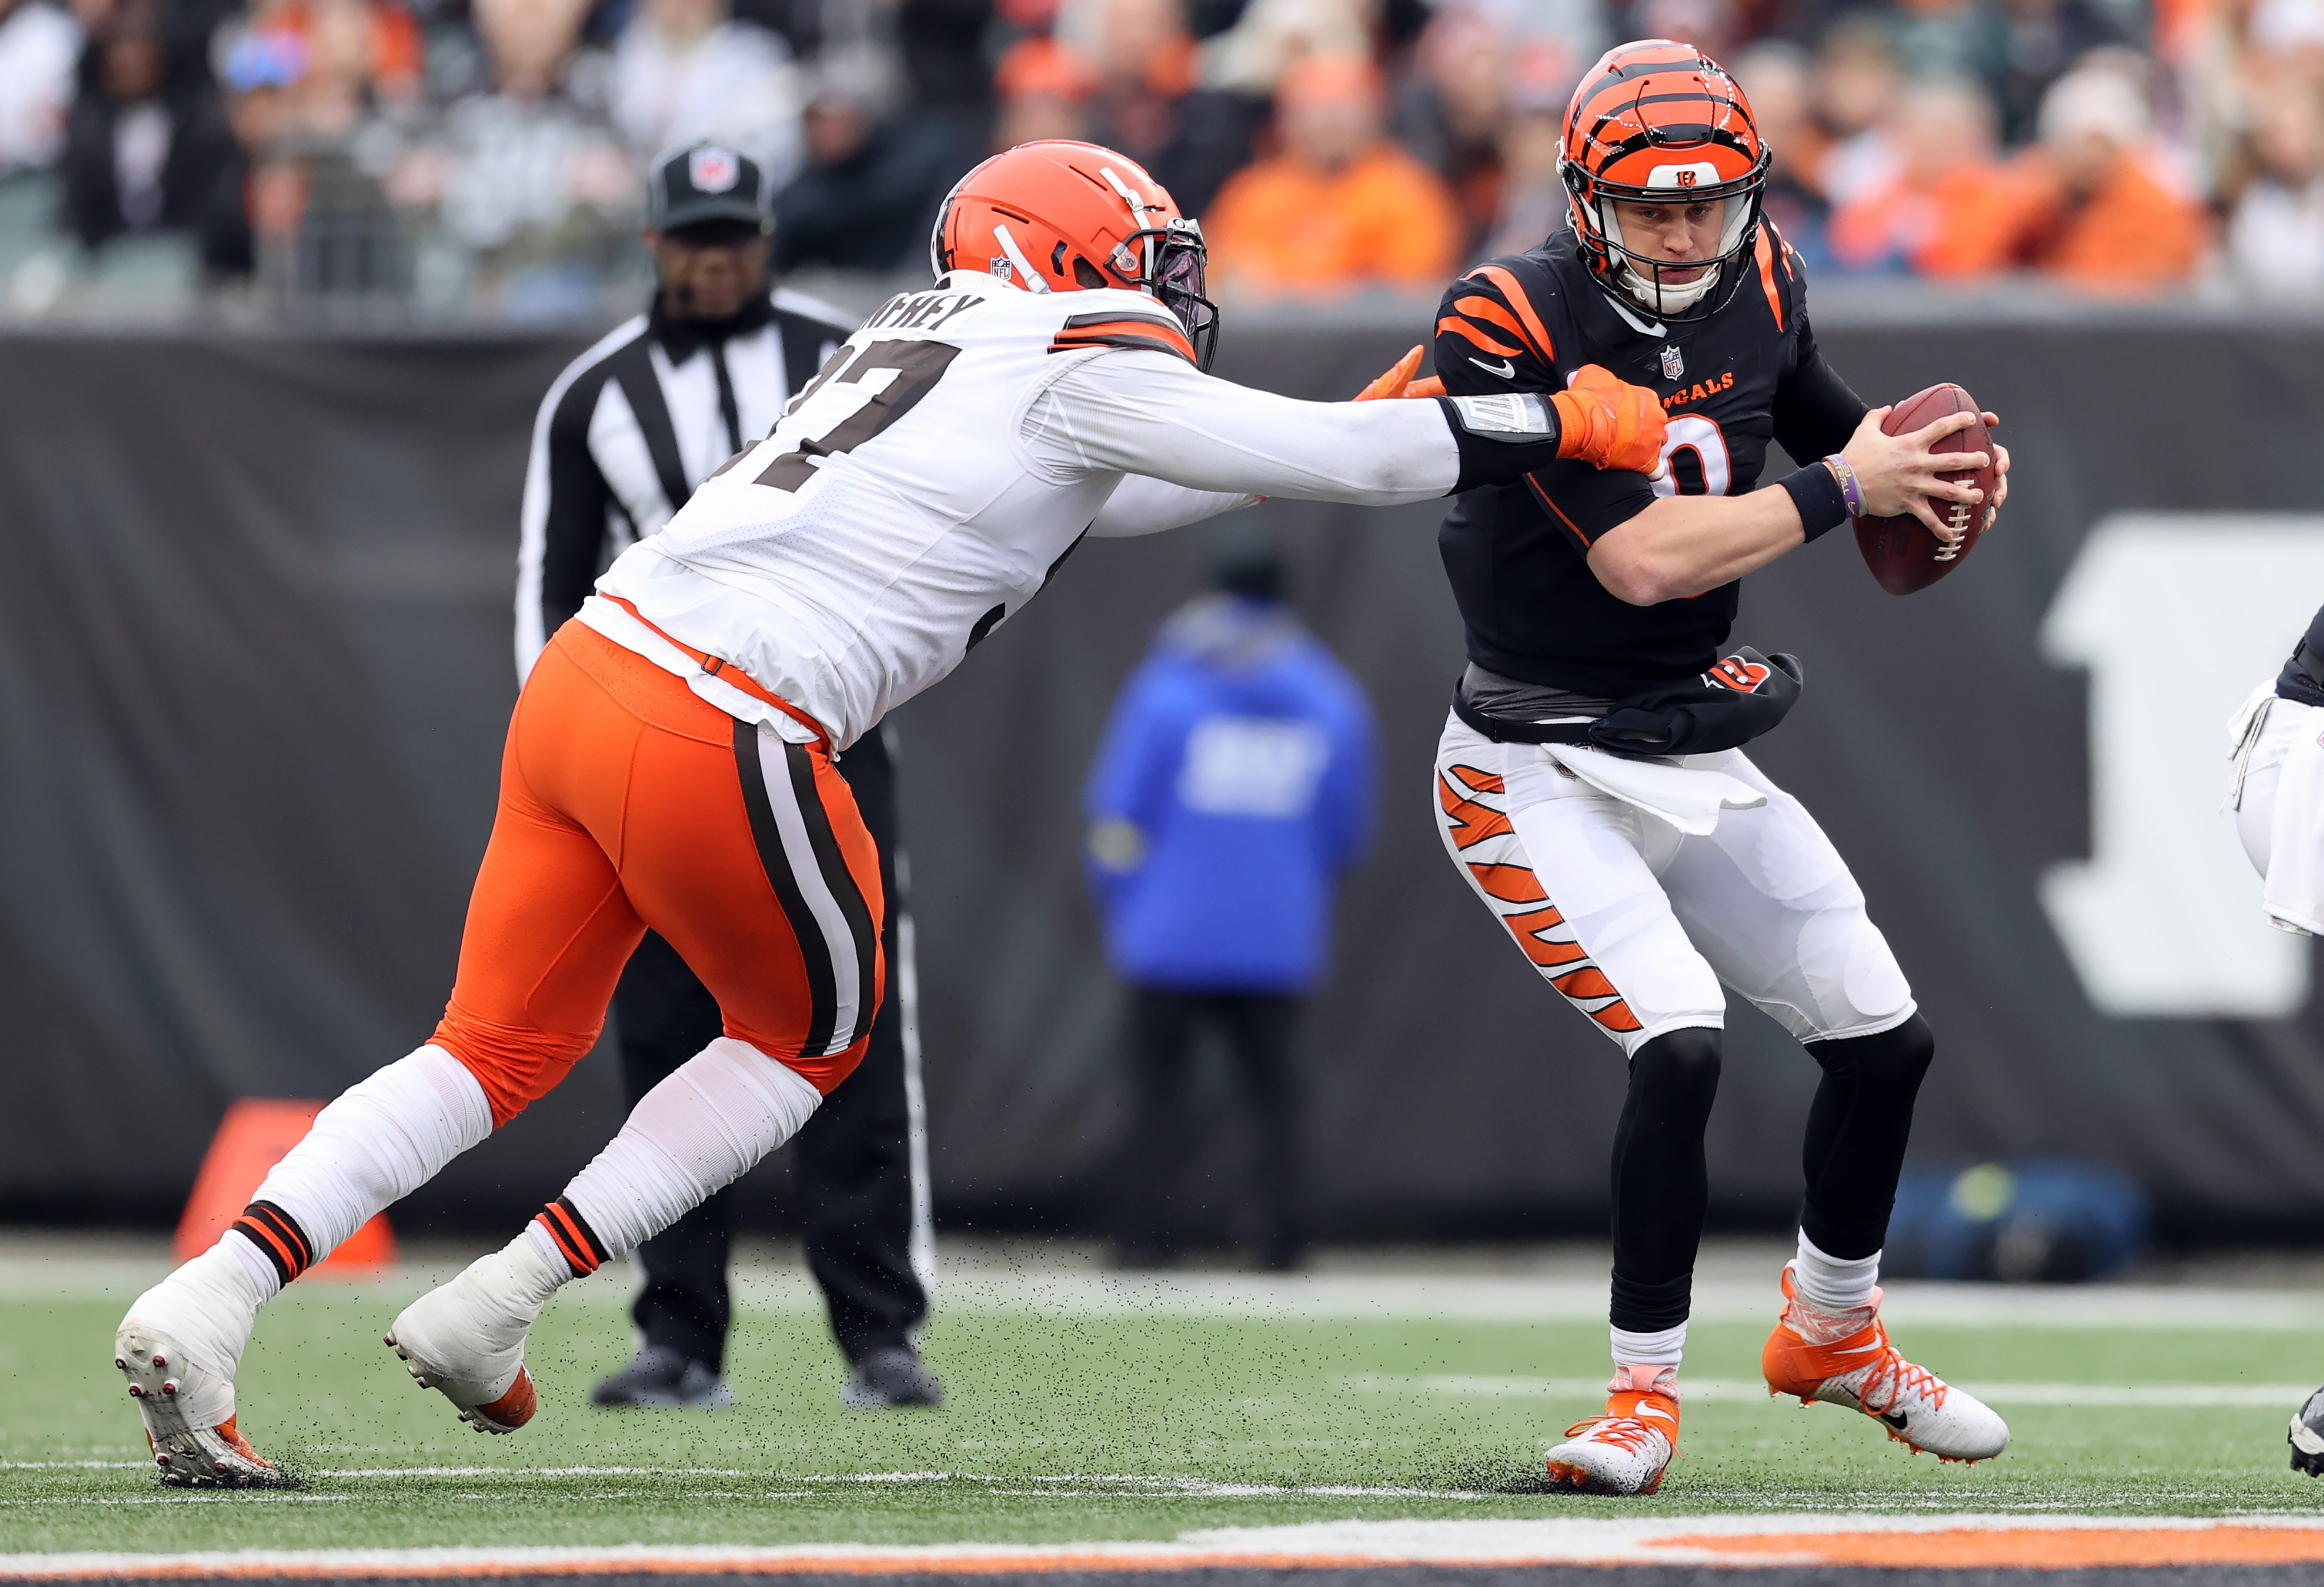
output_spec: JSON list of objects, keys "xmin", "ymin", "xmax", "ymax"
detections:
[{"xmin": 430, "ymin": 620, "xmax": 884, "ymax": 1127}]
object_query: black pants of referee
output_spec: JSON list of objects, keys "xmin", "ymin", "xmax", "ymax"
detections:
[
  {"xmin": 1109, "ymin": 987, "xmax": 1304, "ymax": 1271},
  {"xmin": 611, "ymin": 727, "xmax": 926, "ymax": 1374}
]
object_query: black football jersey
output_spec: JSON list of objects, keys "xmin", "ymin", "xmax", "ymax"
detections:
[{"xmin": 1435, "ymin": 223, "xmax": 1867, "ymax": 700}]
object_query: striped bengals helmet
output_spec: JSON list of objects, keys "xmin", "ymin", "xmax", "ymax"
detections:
[
  {"xmin": 929, "ymin": 140, "xmax": 1220, "ymax": 368},
  {"xmin": 1560, "ymin": 41, "xmax": 1770, "ymax": 321}
]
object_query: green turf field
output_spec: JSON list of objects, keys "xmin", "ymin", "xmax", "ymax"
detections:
[{"xmin": 7, "ymin": 1254, "xmax": 2324, "ymax": 1556}]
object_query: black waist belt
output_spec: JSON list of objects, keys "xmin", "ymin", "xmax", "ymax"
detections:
[
  {"xmin": 1450, "ymin": 688, "xmax": 1595, "ymax": 745},
  {"xmin": 1452, "ymin": 648, "xmax": 1804, "ymax": 760}
]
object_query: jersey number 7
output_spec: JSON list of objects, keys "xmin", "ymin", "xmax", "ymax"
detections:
[{"xmin": 754, "ymin": 340, "xmax": 964, "ymax": 493}]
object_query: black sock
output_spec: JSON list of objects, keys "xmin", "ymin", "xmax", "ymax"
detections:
[
  {"xmin": 1608, "ymin": 1027, "xmax": 1722, "ymax": 1334},
  {"xmin": 1799, "ymin": 1014, "xmax": 1935, "ymax": 1261}
]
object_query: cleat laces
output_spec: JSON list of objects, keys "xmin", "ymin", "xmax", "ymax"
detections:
[
  {"xmin": 1560, "ymin": 1411, "xmax": 1667, "ymax": 1454},
  {"xmin": 1850, "ymin": 1329, "xmax": 1949, "ymax": 1419}
]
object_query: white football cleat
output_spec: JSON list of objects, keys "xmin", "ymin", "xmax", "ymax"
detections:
[
  {"xmin": 114, "ymin": 1245, "xmax": 285, "ymax": 1487},
  {"xmin": 1762, "ymin": 1264, "xmax": 2009, "ymax": 1463},
  {"xmin": 2288, "ymin": 1385, "xmax": 2324, "ymax": 1475},
  {"xmin": 1543, "ymin": 1364, "xmax": 1680, "ymax": 1496},
  {"xmin": 385, "ymin": 1234, "xmax": 566, "ymax": 1433}
]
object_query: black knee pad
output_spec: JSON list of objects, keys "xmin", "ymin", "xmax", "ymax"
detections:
[
  {"xmin": 1808, "ymin": 1012, "xmax": 1934, "ymax": 1096},
  {"xmin": 1627, "ymin": 1027, "xmax": 1723, "ymax": 1122}
]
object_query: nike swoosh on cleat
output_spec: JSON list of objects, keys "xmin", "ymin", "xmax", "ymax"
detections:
[
  {"xmin": 1469, "ymin": 356, "xmax": 1517, "ymax": 378},
  {"xmin": 1879, "ymin": 1411, "xmax": 1909, "ymax": 1429}
]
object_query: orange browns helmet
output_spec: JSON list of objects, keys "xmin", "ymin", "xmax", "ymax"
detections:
[
  {"xmin": 930, "ymin": 140, "xmax": 1221, "ymax": 369},
  {"xmin": 1560, "ymin": 40, "xmax": 1771, "ymax": 322}
]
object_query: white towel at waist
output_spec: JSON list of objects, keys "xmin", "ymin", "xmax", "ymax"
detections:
[{"xmin": 1543, "ymin": 742, "xmax": 1767, "ymax": 837}]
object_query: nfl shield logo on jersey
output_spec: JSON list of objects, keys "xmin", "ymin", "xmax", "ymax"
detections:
[
  {"xmin": 689, "ymin": 146, "xmax": 741, "ymax": 193},
  {"xmin": 1660, "ymin": 343, "xmax": 1684, "ymax": 381}
]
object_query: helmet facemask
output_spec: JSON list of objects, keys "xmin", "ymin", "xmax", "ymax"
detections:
[
  {"xmin": 1126, "ymin": 217, "xmax": 1220, "ymax": 371},
  {"xmin": 1590, "ymin": 179, "xmax": 1763, "ymax": 319}
]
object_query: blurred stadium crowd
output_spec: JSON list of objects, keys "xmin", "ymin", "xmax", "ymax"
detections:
[{"xmin": 0, "ymin": 0, "xmax": 2318, "ymax": 319}]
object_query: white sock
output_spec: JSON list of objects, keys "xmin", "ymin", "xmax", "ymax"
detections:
[
  {"xmin": 554, "ymin": 1037, "xmax": 821, "ymax": 1269},
  {"xmin": 1792, "ymin": 1231, "xmax": 1880, "ymax": 1313},
  {"xmin": 232, "ymin": 1044, "xmax": 492, "ymax": 1298},
  {"xmin": 1611, "ymin": 1322, "xmax": 1687, "ymax": 1369}
]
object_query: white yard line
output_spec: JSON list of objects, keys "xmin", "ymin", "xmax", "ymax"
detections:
[{"xmin": 1354, "ymin": 1374, "xmax": 2318, "ymax": 1408}]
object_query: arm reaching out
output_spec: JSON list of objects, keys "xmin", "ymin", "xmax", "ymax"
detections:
[{"xmin": 1025, "ymin": 348, "xmax": 1668, "ymax": 506}]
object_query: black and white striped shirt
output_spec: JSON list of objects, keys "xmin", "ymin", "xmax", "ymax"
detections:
[{"xmin": 515, "ymin": 286, "xmax": 856, "ymax": 677}]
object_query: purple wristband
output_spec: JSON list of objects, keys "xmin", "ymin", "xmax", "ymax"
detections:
[{"xmin": 1822, "ymin": 454, "xmax": 1864, "ymax": 518}]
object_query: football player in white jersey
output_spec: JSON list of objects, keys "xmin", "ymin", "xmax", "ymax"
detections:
[{"xmin": 111, "ymin": 138, "xmax": 1673, "ymax": 1483}]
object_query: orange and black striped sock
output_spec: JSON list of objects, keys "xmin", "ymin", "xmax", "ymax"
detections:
[
  {"xmin": 230, "ymin": 1200, "xmax": 315, "ymax": 1287},
  {"xmin": 532, "ymin": 1196, "xmax": 609, "ymax": 1279}
]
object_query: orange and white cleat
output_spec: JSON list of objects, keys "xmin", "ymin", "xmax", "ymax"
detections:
[
  {"xmin": 115, "ymin": 1246, "xmax": 286, "ymax": 1487},
  {"xmin": 385, "ymin": 1234, "xmax": 566, "ymax": 1434},
  {"xmin": 1543, "ymin": 1364, "xmax": 1679, "ymax": 1495},
  {"xmin": 1762, "ymin": 1264, "xmax": 2009, "ymax": 1463}
]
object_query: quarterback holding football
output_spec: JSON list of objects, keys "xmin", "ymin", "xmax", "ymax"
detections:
[{"xmin": 1374, "ymin": 39, "xmax": 2014, "ymax": 1494}]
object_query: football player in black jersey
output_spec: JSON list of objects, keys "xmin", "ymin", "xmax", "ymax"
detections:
[{"xmin": 1395, "ymin": 40, "xmax": 2014, "ymax": 1494}]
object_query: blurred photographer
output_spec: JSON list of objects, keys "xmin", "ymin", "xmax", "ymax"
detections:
[{"xmin": 516, "ymin": 141, "xmax": 939, "ymax": 1411}]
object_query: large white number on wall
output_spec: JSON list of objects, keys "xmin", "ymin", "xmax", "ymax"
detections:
[
  {"xmin": 1650, "ymin": 415, "xmax": 1730, "ymax": 498},
  {"xmin": 2040, "ymin": 513, "xmax": 2324, "ymax": 1017}
]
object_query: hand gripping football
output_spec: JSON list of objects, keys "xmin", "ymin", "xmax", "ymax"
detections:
[{"xmin": 1852, "ymin": 383, "xmax": 1997, "ymax": 596}]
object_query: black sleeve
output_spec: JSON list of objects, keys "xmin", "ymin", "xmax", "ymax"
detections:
[
  {"xmin": 1434, "ymin": 262, "xmax": 1657, "ymax": 545},
  {"xmin": 528, "ymin": 373, "xmax": 616, "ymax": 666},
  {"xmin": 1768, "ymin": 239, "xmax": 1867, "ymax": 465},
  {"xmin": 1772, "ymin": 318, "xmax": 1868, "ymax": 466}
]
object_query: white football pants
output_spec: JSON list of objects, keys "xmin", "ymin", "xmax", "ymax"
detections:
[
  {"xmin": 1434, "ymin": 713, "xmax": 1916, "ymax": 1055},
  {"xmin": 2231, "ymin": 692, "xmax": 2324, "ymax": 935}
]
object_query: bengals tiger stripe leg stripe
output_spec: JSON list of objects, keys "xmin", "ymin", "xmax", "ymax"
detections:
[{"xmin": 1436, "ymin": 761, "xmax": 1647, "ymax": 1038}]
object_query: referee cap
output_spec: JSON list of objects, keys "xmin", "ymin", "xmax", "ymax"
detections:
[{"xmin": 647, "ymin": 143, "xmax": 773, "ymax": 233}]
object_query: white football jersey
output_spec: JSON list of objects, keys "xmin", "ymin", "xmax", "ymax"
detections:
[{"xmin": 585, "ymin": 268, "xmax": 1467, "ymax": 747}]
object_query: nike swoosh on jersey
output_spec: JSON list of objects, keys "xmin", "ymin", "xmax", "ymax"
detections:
[{"xmin": 1468, "ymin": 356, "xmax": 1517, "ymax": 379}]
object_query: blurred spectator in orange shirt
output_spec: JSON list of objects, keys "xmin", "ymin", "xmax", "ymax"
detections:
[
  {"xmin": 1829, "ymin": 78, "xmax": 2024, "ymax": 276},
  {"xmin": 2004, "ymin": 66, "xmax": 2208, "ymax": 288},
  {"xmin": 992, "ymin": 34, "xmax": 1096, "ymax": 148},
  {"xmin": 1204, "ymin": 53, "xmax": 1461, "ymax": 296}
]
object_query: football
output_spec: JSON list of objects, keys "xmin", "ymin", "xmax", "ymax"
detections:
[{"xmin": 1851, "ymin": 383, "xmax": 1998, "ymax": 596}]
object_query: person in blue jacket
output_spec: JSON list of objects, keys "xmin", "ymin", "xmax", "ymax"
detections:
[{"xmin": 1084, "ymin": 546, "xmax": 1377, "ymax": 1271}]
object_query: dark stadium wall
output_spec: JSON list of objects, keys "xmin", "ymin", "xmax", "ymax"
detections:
[{"xmin": 0, "ymin": 313, "xmax": 2320, "ymax": 1243}]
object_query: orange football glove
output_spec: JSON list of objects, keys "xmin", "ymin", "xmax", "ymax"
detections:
[
  {"xmin": 1550, "ymin": 364, "xmax": 1667, "ymax": 475},
  {"xmin": 1354, "ymin": 345, "xmax": 1447, "ymax": 401}
]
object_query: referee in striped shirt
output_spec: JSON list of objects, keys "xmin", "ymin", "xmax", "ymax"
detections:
[{"xmin": 516, "ymin": 142, "xmax": 941, "ymax": 1411}]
